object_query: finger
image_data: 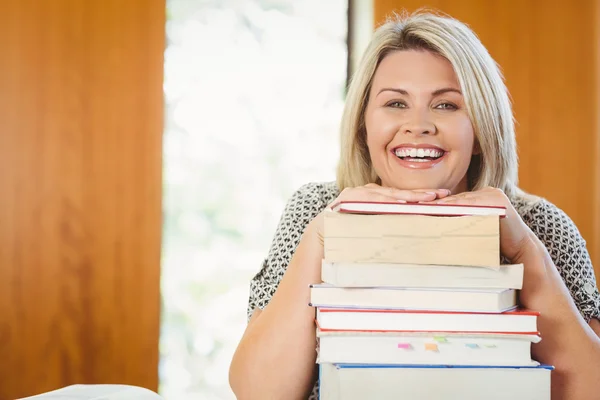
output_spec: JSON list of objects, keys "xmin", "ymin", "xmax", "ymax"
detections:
[
  {"xmin": 333, "ymin": 187, "xmax": 409, "ymax": 206},
  {"xmin": 337, "ymin": 187, "xmax": 436, "ymax": 204},
  {"xmin": 368, "ymin": 187, "xmax": 437, "ymax": 202},
  {"xmin": 381, "ymin": 187, "xmax": 451, "ymax": 199},
  {"xmin": 413, "ymin": 188, "xmax": 452, "ymax": 198},
  {"xmin": 351, "ymin": 192, "xmax": 415, "ymax": 204},
  {"xmin": 434, "ymin": 196, "xmax": 467, "ymax": 204},
  {"xmin": 364, "ymin": 183, "xmax": 381, "ymax": 189},
  {"xmin": 436, "ymin": 193, "xmax": 497, "ymax": 207},
  {"xmin": 431, "ymin": 192, "xmax": 471, "ymax": 203}
]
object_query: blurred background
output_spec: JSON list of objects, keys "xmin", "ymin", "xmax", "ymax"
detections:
[{"xmin": 0, "ymin": 0, "xmax": 598, "ymax": 399}]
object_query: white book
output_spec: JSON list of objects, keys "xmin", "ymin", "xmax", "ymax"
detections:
[
  {"xmin": 319, "ymin": 363, "xmax": 553, "ymax": 400},
  {"xmin": 17, "ymin": 385, "xmax": 163, "ymax": 400},
  {"xmin": 316, "ymin": 308, "xmax": 539, "ymax": 334},
  {"xmin": 317, "ymin": 330, "xmax": 540, "ymax": 366},
  {"xmin": 309, "ymin": 284, "xmax": 518, "ymax": 313},
  {"xmin": 321, "ymin": 261, "xmax": 523, "ymax": 289}
]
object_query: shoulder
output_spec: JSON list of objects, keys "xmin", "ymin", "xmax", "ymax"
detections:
[
  {"xmin": 266, "ymin": 181, "xmax": 339, "ymax": 260},
  {"xmin": 510, "ymin": 190, "xmax": 585, "ymax": 244},
  {"xmin": 292, "ymin": 181, "xmax": 340, "ymax": 202},
  {"xmin": 284, "ymin": 181, "xmax": 340, "ymax": 215}
]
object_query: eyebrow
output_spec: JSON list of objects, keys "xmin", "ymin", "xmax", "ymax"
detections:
[{"xmin": 377, "ymin": 87, "xmax": 462, "ymax": 96}]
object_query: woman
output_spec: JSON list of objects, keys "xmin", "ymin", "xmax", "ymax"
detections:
[{"xmin": 229, "ymin": 11, "xmax": 600, "ymax": 400}]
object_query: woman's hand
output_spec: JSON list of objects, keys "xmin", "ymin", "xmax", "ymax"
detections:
[
  {"xmin": 431, "ymin": 187, "xmax": 531, "ymax": 261},
  {"xmin": 334, "ymin": 183, "xmax": 451, "ymax": 205},
  {"xmin": 306, "ymin": 183, "xmax": 451, "ymax": 244},
  {"xmin": 431, "ymin": 187, "xmax": 550, "ymax": 304}
]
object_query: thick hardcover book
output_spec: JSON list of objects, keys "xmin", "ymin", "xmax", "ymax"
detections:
[{"xmin": 323, "ymin": 207, "xmax": 501, "ymax": 267}]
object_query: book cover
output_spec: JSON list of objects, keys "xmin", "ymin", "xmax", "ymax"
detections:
[
  {"xmin": 316, "ymin": 308, "xmax": 539, "ymax": 334},
  {"xmin": 331, "ymin": 200, "xmax": 507, "ymax": 217},
  {"xmin": 319, "ymin": 363, "xmax": 553, "ymax": 400},
  {"xmin": 323, "ymin": 211, "xmax": 500, "ymax": 267},
  {"xmin": 17, "ymin": 385, "xmax": 164, "ymax": 400},
  {"xmin": 321, "ymin": 261, "xmax": 523, "ymax": 288},
  {"xmin": 316, "ymin": 329, "xmax": 541, "ymax": 366},
  {"xmin": 309, "ymin": 285, "xmax": 517, "ymax": 313}
]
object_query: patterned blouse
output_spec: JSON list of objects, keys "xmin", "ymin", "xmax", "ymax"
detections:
[{"xmin": 246, "ymin": 181, "xmax": 600, "ymax": 400}]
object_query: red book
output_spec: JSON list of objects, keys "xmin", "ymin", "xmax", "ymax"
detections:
[{"xmin": 331, "ymin": 200, "xmax": 507, "ymax": 217}]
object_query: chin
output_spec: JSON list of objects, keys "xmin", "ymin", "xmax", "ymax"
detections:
[{"xmin": 384, "ymin": 178, "xmax": 444, "ymax": 191}]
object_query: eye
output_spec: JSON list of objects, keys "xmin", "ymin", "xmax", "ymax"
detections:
[
  {"xmin": 386, "ymin": 101, "xmax": 407, "ymax": 108},
  {"xmin": 434, "ymin": 102, "xmax": 457, "ymax": 110}
]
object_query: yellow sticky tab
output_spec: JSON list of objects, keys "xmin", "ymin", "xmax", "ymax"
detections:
[
  {"xmin": 425, "ymin": 343, "xmax": 438, "ymax": 352},
  {"xmin": 433, "ymin": 336, "xmax": 447, "ymax": 343}
]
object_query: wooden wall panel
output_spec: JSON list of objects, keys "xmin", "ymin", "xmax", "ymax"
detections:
[
  {"xmin": 0, "ymin": 1, "xmax": 165, "ymax": 398},
  {"xmin": 374, "ymin": 0, "xmax": 600, "ymax": 281}
]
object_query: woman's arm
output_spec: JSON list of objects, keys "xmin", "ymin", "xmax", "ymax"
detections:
[
  {"xmin": 515, "ymin": 233, "xmax": 600, "ymax": 400},
  {"xmin": 229, "ymin": 220, "xmax": 323, "ymax": 400}
]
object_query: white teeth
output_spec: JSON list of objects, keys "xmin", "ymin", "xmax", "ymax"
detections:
[{"xmin": 395, "ymin": 147, "xmax": 444, "ymax": 159}]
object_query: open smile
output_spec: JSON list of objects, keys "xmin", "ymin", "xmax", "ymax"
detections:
[{"xmin": 392, "ymin": 144, "xmax": 447, "ymax": 169}]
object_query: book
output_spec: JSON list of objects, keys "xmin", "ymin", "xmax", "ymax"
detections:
[
  {"xmin": 17, "ymin": 385, "xmax": 163, "ymax": 399},
  {"xmin": 321, "ymin": 261, "xmax": 523, "ymax": 289},
  {"xmin": 317, "ymin": 330, "xmax": 540, "ymax": 366},
  {"xmin": 332, "ymin": 200, "xmax": 507, "ymax": 217},
  {"xmin": 309, "ymin": 284, "xmax": 517, "ymax": 313},
  {"xmin": 323, "ymin": 210, "xmax": 500, "ymax": 267},
  {"xmin": 316, "ymin": 308, "xmax": 539, "ymax": 334},
  {"xmin": 319, "ymin": 363, "xmax": 553, "ymax": 400}
]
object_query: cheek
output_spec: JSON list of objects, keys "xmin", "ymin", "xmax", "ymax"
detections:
[
  {"xmin": 365, "ymin": 108, "xmax": 400, "ymax": 149},
  {"xmin": 446, "ymin": 119, "xmax": 476, "ymax": 160}
]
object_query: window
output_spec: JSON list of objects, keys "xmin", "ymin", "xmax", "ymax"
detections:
[{"xmin": 161, "ymin": 1, "xmax": 348, "ymax": 398}]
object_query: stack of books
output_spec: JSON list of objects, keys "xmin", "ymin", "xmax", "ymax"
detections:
[{"xmin": 311, "ymin": 201, "xmax": 553, "ymax": 400}]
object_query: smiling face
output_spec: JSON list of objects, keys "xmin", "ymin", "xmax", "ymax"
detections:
[{"xmin": 364, "ymin": 49, "xmax": 477, "ymax": 194}]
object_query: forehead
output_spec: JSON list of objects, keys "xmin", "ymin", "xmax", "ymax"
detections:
[{"xmin": 371, "ymin": 50, "xmax": 460, "ymax": 90}]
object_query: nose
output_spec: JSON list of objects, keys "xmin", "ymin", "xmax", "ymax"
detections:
[{"xmin": 401, "ymin": 109, "xmax": 436, "ymax": 136}]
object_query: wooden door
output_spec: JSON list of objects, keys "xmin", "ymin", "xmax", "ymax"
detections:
[{"xmin": 0, "ymin": 0, "xmax": 165, "ymax": 398}]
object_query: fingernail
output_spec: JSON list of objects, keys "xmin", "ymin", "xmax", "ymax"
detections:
[
  {"xmin": 397, "ymin": 199, "xmax": 407, "ymax": 203},
  {"xmin": 426, "ymin": 192, "xmax": 436, "ymax": 196}
]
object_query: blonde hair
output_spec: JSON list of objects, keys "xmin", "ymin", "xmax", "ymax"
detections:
[{"xmin": 336, "ymin": 10, "xmax": 518, "ymax": 197}]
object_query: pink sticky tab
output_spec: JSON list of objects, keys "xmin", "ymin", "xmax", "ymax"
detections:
[
  {"xmin": 425, "ymin": 343, "xmax": 439, "ymax": 352},
  {"xmin": 397, "ymin": 343, "xmax": 412, "ymax": 350}
]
